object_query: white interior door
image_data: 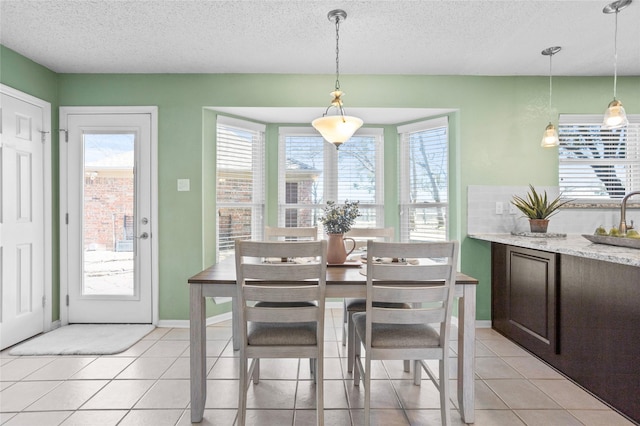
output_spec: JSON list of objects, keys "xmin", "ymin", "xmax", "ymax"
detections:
[
  {"xmin": 60, "ymin": 108, "xmax": 157, "ymax": 324},
  {"xmin": 0, "ymin": 86, "xmax": 51, "ymax": 350}
]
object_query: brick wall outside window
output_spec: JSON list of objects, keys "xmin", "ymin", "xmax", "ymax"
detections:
[{"xmin": 83, "ymin": 173, "xmax": 134, "ymax": 251}]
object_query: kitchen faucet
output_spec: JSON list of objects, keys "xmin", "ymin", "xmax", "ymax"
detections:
[{"xmin": 618, "ymin": 191, "xmax": 640, "ymax": 234}]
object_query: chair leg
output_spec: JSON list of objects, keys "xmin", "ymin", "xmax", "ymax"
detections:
[
  {"xmin": 404, "ymin": 359, "xmax": 411, "ymax": 373},
  {"xmin": 353, "ymin": 333, "xmax": 361, "ymax": 386},
  {"xmin": 341, "ymin": 300, "xmax": 347, "ymax": 346},
  {"xmin": 313, "ymin": 359, "xmax": 317, "ymax": 384},
  {"xmin": 440, "ymin": 357, "xmax": 451, "ymax": 426},
  {"xmin": 413, "ymin": 360, "xmax": 421, "ymax": 385},
  {"xmin": 347, "ymin": 311, "xmax": 356, "ymax": 373},
  {"xmin": 309, "ymin": 358, "xmax": 315, "ymax": 375},
  {"xmin": 364, "ymin": 355, "xmax": 372, "ymax": 426},
  {"xmin": 252, "ymin": 358, "xmax": 260, "ymax": 385},
  {"xmin": 238, "ymin": 355, "xmax": 248, "ymax": 426},
  {"xmin": 316, "ymin": 355, "xmax": 324, "ymax": 426}
]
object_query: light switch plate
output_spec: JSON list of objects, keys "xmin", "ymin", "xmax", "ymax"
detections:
[{"xmin": 177, "ymin": 179, "xmax": 190, "ymax": 192}]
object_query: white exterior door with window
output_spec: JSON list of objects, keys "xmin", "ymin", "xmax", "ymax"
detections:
[
  {"xmin": 60, "ymin": 107, "xmax": 157, "ymax": 324},
  {"xmin": 0, "ymin": 85, "xmax": 52, "ymax": 350}
]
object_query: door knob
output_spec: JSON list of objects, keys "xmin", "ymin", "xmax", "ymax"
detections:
[{"xmin": 139, "ymin": 232, "xmax": 149, "ymax": 239}]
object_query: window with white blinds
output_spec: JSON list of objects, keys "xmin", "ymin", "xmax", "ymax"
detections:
[
  {"xmin": 216, "ymin": 116, "xmax": 265, "ymax": 259},
  {"xmin": 398, "ymin": 117, "xmax": 449, "ymax": 242},
  {"xmin": 559, "ymin": 115, "xmax": 640, "ymax": 200},
  {"xmin": 278, "ymin": 128, "xmax": 384, "ymax": 234}
]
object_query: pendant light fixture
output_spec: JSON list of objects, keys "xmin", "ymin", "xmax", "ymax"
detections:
[
  {"xmin": 602, "ymin": 0, "xmax": 632, "ymax": 129},
  {"xmin": 541, "ymin": 46, "xmax": 561, "ymax": 148},
  {"xmin": 312, "ymin": 9, "xmax": 363, "ymax": 149}
]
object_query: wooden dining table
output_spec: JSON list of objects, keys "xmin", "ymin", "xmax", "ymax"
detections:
[{"xmin": 188, "ymin": 257, "xmax": 478, "ymax": 423}]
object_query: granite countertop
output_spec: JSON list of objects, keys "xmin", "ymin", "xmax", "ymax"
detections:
[{"xmin": 469, "ymin": 233, "xmax": 640, "ymax": 267}]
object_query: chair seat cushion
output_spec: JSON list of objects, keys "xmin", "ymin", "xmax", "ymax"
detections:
[
  {"xmin": 345, "ymin": 298, "xmax": 410, "ymax": 312},
  {"xmin": 352, "ymin": 312, "xmax": 440, "ymax": 348},
  {"xmin": 248, "ymin": 322, "xmax": 317, "ymax": 346}
]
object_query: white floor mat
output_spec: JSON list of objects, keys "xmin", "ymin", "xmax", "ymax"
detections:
[{"xmin": 9, "ymin": 324, "xmax": 155, "ymax": 355}]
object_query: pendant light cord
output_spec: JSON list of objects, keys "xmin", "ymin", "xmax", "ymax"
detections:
[
  {"xmin": 334, "ymin": 16, "xmax": 341, "ymax": 92},
  {"xmin": 548, "ymin": 53, "xmax": 553, "ymax": 122},
  {"xmin": 613, "ymin": 9, "xmax": 619, "ymax": 100}
]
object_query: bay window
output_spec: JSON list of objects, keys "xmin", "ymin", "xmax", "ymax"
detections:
[
  {"xmin": 278, "ymin": 127, "xmax": 384, "ymax": 234},
  {"xmin": 216, "ymin": 116, "xmax": 265, "ymax": 259},
  {"xmin": 398, "ymin": 117, "xmax": 449, "ymax": 242}
]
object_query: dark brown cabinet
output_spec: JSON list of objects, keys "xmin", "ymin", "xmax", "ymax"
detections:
[
  {"xmin": 492, "ymin": 244, "xmax": 558, "ymax": 359},
  {"xmin": 492, "ymin": 243, "xmax": 640, "ymax": 424}
]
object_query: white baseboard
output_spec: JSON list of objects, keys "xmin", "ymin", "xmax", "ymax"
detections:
[
  {"xmin": 475, "ymin": 320, "xmax": 492, "ymax": 328},
  {"xmin": 157, "ymin": 311, "xmax": 233, "ymax": 329}
]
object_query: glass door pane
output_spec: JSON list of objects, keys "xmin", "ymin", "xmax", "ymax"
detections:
[{"xmin": 82, "ymin": 133, "xmax": 135, "ymax": 296}]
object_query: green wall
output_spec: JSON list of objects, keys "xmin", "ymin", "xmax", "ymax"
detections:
[{"xmin": 2, "ymin": 45, "xmax": 639, "ymax": 321}]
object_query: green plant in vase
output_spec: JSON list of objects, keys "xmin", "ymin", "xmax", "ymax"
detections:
[
  {"xmin": 511, "ymin": 185, "xmax": 572, "ymax": 233},
  {"xmin": 319, "ymin": 200, "xmax": 360, "ymax": 234},
  {"xmin": 319, "ymin": 200, "xmax": 360, "ymax": 264}
]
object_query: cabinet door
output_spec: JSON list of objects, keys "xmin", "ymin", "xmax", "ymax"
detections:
[{"xmin": 505, "ymin": 246, "xmax": 558, "ymax": 357}]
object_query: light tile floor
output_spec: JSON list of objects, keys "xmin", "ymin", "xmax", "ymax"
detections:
[{"xmin": 0, "ymin": 309, "xmax": 634, "ymax": 426}]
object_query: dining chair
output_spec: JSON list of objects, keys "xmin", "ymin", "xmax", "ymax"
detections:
[
  {"xmin": 235, "ymin": 239, "xmax": 327, "ymax": 426},
  {"xmin": 264, "ymin": 226, "xmax": 318, "ymax": 241},
  {"xmin": 342, "ymin": 227, "xmax": 395, "ymax": 373},
  {"xmin": 352, "ymin": 240, "xmax": 459, "ymax": 426}
]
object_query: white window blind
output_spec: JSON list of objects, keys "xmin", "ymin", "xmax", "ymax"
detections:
[
  {"xmin": 278, "ymin": 128, "xmax": 383, "ymax": 233},
  {"xmin": 398, "ymin": 117, "xmax": 449, "ymax": 242},
  {"xmin": 559, "ymin": 115, "xmax": 640, "ymax": 200},
  {"xmin": 216, "ymin": 116, "xmax": 265, "ymax": 259}
]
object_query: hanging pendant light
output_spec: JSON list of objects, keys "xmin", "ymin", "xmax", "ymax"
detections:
[
  {"xmin": 602, "ymin": 0, "xmax": 632, "ymax": 129},
  {"xmin": 312, "ymin": 9, "xmax": 363, "ymax": 149},
  {"xmin": 541, "ymin": 46, "xmax": 561, "ymax": 148}
]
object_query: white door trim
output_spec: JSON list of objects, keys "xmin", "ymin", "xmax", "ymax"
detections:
[
  {"xmin": 59, "ymin": 106, "xmax": 158, "ymax": 325},
  {"xmin": 0, "ymin": 84, "xmax": 53, "ymax": 334}
]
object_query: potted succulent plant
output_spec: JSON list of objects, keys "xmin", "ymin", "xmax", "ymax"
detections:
[{"xmin": 511, "ymin": 185, "xmax": 572, "ymax": 233}]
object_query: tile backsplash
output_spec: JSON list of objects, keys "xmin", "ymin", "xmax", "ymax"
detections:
[{"xmin": 467, "ymin": 185, "xmax": 634, "ymax": 235}]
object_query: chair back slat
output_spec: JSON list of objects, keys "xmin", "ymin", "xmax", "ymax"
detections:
[
  {"xmin": 239, "ymin": 240, "xmax": 322, "ymax": 258},
  {"xmin": 244, "ymin": 285, "xmax": 319, "ymax": 303},
  {"xmin": 264, "ymin": 226, "xmax": 318, "ymax": 241},
  {"xmin": 247, "ymin": 306, "xmax": 318, "ymax": 323},
  {"xmin": 368, "ymin": 241, "xmax": 455, "ymax": 260},
  {"xmin": 372, "ymin": 285, "xmax": 449, "ymax": 304},
  {"xmin": 346, "ymin": 227, "xmax": 394, "ymax": 250},
  {"xmin": 370, "ymin": 264, "xmax": 453, "ymax": 282},
  {"xmin": 373, "ymin": 306, "xmax": 446, "ymax": 324},
  {"xmin": 242, "ymin": 263, "xmax": 323, "ymax": 281}
]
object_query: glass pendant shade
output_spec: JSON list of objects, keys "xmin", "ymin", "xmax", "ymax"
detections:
[
  {"xmin": 312, "ymin": 115, "xmax": 363, "ymax": 147},
  {"xmin": 540, "ymin": 46, "xmax": 561, "ymax": 149},
  {"xmin": 602, "ymin": 99, "xmax": 629, "ymax": 129},
  {"xmin": 602, "ymin": 0, "xmax": 631, "ymax": 129},
  {"xmin": 541, "ymin": 123, "xmax": 559, "ymax": 148}
]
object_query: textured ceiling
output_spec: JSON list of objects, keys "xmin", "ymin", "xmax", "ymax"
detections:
[{"xmin": 1, "ymin": 0, "xmax": 639, "ymax": 76}]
